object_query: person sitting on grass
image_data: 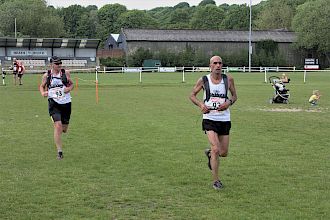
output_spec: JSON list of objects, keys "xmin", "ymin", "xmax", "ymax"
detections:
[
  {"xmin": 280, "ymin": 73, "xmax": 290, "ymax": 83},
  {"xmin": 309, "ymin": 90, "xmax": 321, "ymax": 106}
]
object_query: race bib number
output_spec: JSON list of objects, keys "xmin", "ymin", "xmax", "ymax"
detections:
[
  {"xmin": 205, "ymin": 97, "xmax": 225, "ymax": 112},
  {"xmin": 49, "ymin": 87, "xmax": 65, "ymax": 99}
]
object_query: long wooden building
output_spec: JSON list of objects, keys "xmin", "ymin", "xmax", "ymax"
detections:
[{"xmin": 117, "ymin": 28, "xmax": 304, "ymax": 66}]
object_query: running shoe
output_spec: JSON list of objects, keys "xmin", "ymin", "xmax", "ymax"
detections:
[
  {"xmin": 57, "ymin": 151, "xmax": 63, "ymax": 160},
  {"xmin": 213, "ymin": 180, "xmax": 224, "ymax": 190}
]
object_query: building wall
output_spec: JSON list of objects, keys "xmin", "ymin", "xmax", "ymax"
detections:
[
  {"xmin": 104, "ymin": 35, "xmax": 119, "ymax": 50},
  {"xmin": 0, "ymin": 37, "xmax": 100, "ymax": 68},
  {"xmin": 6, "ymin": 47, "xmax": 51, "ymax": 58},
  {"xmin": 53, "ymin": 48, "xmax": 75, "ymax": 58},
  {"xmin": 75, "ymin": 48, "xmax": 97, "ymax": 58},
  {"xmin": 0, "ymin": 48, "xmax": 5, "ymax": 56},
  {"xmin": 97, "ymin": 49, "xmax": 125, "ymax": 58},
  {"xmin": 126, "ymin": 41, "xmax": 248, "ymax": 55},
  {"xmin": 126, "ymin": 41, "xmax": 305, "ymax": 66}
]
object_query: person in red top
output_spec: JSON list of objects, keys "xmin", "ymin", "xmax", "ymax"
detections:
[
  {"xmin": 12, "ymin": 58, "xmax": 25, "ymax": 85},
  {"xmin": 17, "ymin": 61, "xmax": 25, "ymax": 85}
]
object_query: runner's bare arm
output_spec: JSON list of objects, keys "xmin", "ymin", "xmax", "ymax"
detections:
[
  {"xmin": 190, "ymin": 78, "xmax": 209, "ymax": 113},
  {"xmin": 64, "ymin": 70, "xmax": 74, "ymax": 93},
  {"xmin": 39, "ymin": 73, "xmax": 48, "ymax": 97}
]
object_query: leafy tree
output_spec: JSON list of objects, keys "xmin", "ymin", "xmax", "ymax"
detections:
[
  {"xmin": 117, "ymin": 10, "xmax": 158, "ymax": 29},
  {"xmin": 168, "ymin": 8, "xmax": 192, "ymax": 29},
  {"xmin": 292, "ymin": 0, "xmax": 330, "ymax": 63},
  {"xmin": 219, "ymin": 3, "xmax": 230, "ymax": 11},
  {"xmin": 177, "ymin": 45, "xmax": 196, "ymax": 66},
  {"xmin": 255, "ymin": 0, "xmax": 293, "ymax": 30},
  {"xmin": 153, "ymin": 49, "xmax": 178, "ymax": 67},
  {"xmin": 35, "ymin": 13, "xmax": 65, "ymax": 38},
  {"xmin": 173, "ymin": 2, "xmax": 190, "ymax": 9},
  {"xmin": 85, "ymin": 5, "xmax": 98, "ymax": 11},
  {"xmin": 256, "ymin": 40, "xmax": 279, "ymax": 56},
  {"xmin": 59, "ymin": 5, "xmax": 88, "ymax": 38},
  {"xmin": 127, "ymin": 47, "xmax": 153, "ymax": 66},
  {"xmin": 76, "ymin": 10, "xmax": 98, "ymax": 38},
  {"xmin": 0, "ymin": 0, "xmax": 64, "ymax": 37},
  {"xmin": 147, "ymin": 7, "xmax": 175, "ymax": 29},
  {"xmin": 255, "ymin": 0, "xmax": 310, "ymax": 30},
  {"xmin": 222, "ymin": 50, "xmax": 248, "ymax": 67},
  {"xmin": 193, "ymin": 49, "xmax": 209, "ymax": 66},
  {"xmin": 221, "ymin": 4, "xmax": 249, "ymax": 30},
  {"xmin": 198, "ymin": 0, "xmax": 216, "ymax": 7},
  {"xmin": 190, "ymin": 5, "xmax": 224, "ymax": 29},
  {"xmin": 97, "ymin": 4, "xmax": 127, "ymax": 41},
  {"xmin": 0, "ymin": 0, "xmax": 22, "ymax": 36},
  {"xmin": 100, "ymin": 57, "xmax": 125, "ymax": 67},
  {"xmin": 253, "ymin": 49, "xmax": 286, "ymax": 66}
]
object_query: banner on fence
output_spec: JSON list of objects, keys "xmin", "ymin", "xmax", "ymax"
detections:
[
  {"xmin": 124, "ymin": 68, "xmax": 142, "ymax": 73},
  {"xmin": 195, "ymin": 67, "xmax": 210, "ymax": 72},
  {"xmin": 159, "ymin": 67, "xmax": 175, "ymax": 72}
]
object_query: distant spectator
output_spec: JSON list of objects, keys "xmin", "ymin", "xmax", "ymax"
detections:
[
  {"xmin": 17, "ymin": 61, "xmax": 25, "ymax": 85},
  {"xmin": 280, "ymin": 73, "xmax": 290, "ymax": 83}
]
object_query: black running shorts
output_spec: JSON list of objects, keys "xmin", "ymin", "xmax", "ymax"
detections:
[
  {"xmin": 202, "ymin": 119, "xmax": 231, "ymax": 135},
  {"xmin": 48, "ymin": 98, "xmax": 71, "ymax": 124}
]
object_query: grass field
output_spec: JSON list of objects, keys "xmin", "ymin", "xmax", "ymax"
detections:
[{"xmin": 0, "ymin": 71, "xmax": 329, "ymax": 219}]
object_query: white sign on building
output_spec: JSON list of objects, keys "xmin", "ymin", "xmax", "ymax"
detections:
[{"xmin": 10, "ymin": 49, "xmax": 47, "ymax": 56}]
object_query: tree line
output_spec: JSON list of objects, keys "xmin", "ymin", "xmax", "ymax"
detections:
[{"xmin": 0, "ymin": 0, "xmax": 329, "ymax": 65}]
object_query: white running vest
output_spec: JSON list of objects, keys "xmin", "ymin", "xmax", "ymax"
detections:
[
  {"xmin": 48, "ymin": 72, "xmax": 72, "ymax": 104},
  {"xmin": 203, "ymin": 74, "xmax": 230, "ymax": 121}
]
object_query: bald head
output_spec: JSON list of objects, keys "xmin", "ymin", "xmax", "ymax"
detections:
[
  {"xmin": 210, "ymin": 56, "xmax": 222, "ymax": 65},
  {"xmin": 209, "ymin": 55, "xmax": 223, "ymax": 75}
]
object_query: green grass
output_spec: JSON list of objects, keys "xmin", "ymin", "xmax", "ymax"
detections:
[{"xmin": 0, "ymin": 71, "xmax": 329, "ymax": 219}]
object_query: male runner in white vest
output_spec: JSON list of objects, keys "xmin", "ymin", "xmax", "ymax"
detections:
[
  {"xmin": 189, "ymin": 55, "xmax": 238, "ymax": 190},
  {"xmin": 39, "ymin": 56, "xmax": 74, "ymax": 160}
]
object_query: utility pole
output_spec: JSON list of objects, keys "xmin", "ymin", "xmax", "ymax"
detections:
[
  {"xmin": 15, "ymin": 18, "xmax": 17, "ymax": 38},
  {"xmin": 248, "ymin": 0, "xmax": 252, "ymax": 72}
]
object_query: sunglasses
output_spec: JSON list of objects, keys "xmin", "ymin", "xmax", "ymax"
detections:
[
  {"xmin": 53, "ymin": 62, "xmax": 62, "ymax": 65},
  {"xmin": 213, "ymin": 62, "xmax": 222, "ymax": 65}
]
